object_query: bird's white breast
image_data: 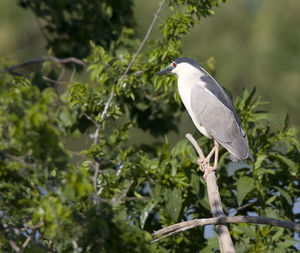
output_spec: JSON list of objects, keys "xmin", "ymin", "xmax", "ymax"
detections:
[{"xmin": 176, "ymin": 67, "xmax": 212, "ymax": 138}]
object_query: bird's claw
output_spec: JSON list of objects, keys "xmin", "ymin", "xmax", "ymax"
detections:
[
  {"xmin": 197, "ymin": 157, "xmax": 210, "ymax": 172},
  {"xmin": 197, "ymin": 158, "xmax": 217, "ymax": 182},
  {"xmin": 202, "ymin": 165, "xmax": 217, "ymax": 181}
]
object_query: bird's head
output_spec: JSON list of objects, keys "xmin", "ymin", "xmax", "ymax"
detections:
[{"xmin": 156, "ymin": 57, "xmax": 202, "ymax": 76}]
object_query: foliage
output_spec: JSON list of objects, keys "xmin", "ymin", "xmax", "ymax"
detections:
[
  {"xmin": 1, "ymin": 0, "xmax": 299, "ymax": 252},
  {"xmin": 18, "ymin": 0, "xmax": 136, "ymax": 59}
]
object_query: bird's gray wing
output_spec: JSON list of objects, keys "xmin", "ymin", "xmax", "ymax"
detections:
[
  {"xmin": 190, "ymin": 85, "xmax": 248, "ymax": 161},
  {"xmin": 199, "ymin": 67, "xmax": 242, "ymax": 126}
]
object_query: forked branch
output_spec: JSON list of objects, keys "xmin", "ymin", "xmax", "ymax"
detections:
[
  {"xmin": 152, "ymin": 134, "xmax": 300, "ymax": 253},
  {"xmin": 185, "ymin": 133, "xmax": 235, "ymax": 253},
  {"xmin": 4, "ymin": 56, "xmax": 87, "ymax": 76},
  {"xmin": 152, "ymin": 215, "xmax": 300, "ymax": 243}
]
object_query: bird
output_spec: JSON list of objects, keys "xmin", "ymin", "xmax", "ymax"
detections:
[{"xmin": 157, "ymin": 57, "xmax": 249, "ymax": 179}]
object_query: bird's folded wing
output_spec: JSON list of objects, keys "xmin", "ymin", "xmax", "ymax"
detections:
[{"xmin": 191, "ymin": 85, "xmax": 248, "ymax": 160}]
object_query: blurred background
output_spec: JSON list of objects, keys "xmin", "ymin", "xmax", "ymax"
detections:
[{"xmin": 1, "ymin": 0, "xmax": 300, "ymax": 129}]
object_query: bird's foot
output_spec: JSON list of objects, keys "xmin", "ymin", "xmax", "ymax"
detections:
[
  {"xmin": 203, "ymin": 165, "xmax": 217, "ymax": 182},
  {"xmin": 197, "ymin": 140, "xmax": 219, "ymax": 182},
  {"xmin": 197, "ymin": 157, "xmax": 210, "ymax": 172}
]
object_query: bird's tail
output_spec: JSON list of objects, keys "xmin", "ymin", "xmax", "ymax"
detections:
[{"xmin": 222, "ymin": 135, "xmax": 249, "ymax": 162}]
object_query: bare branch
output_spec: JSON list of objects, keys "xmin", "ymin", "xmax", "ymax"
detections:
[
  {"xmin": 93, "ymin": 163, "xmax": 100, "ymax": 199},
  {"xmin": 0, "ymin": 222, "xmax": 22, "ymax": 252},
  {"xmin": 122, "ymin": 0, "xmax": 166, "ymax": 78},
  {"xmin": 99, "ymin": 0, "xmax": 166, "ymax": 124},
  {"xmin": 70, "ymin": 67, "xmax": 76, "ymax": 81},
  {"xmin": 152, "ymin": 215, "xmax": 300, "ymax": 243},
  {"xmin": 90, "ymin": 1, "xmax": 167, "ymax": 199},
  {"xmin": 185, "ymin": 133, "xmax": 235, "ymax": 253},
  {"xmin": 185, "ymin": 133, "xmax": 205, "ymax": 158},
  {"xmin": 1, "ymin": 222, "xmax": 57, "ymax": 253},
  {"xmin": 57, "ymin": 65, "xmax": 66, "ymax": 81},
  {"xmin": 43, "ymin": 66, "xmax": 76, "ymax": 85},
  {"xmin": 42, "ymin": 76, "xmax": 69, "ymax": 85},
  {"xmin": 20, "ymin": 223, "xmax": 44, "ymax": 232},
  {"xmin": 99, "ymin": 90, "xmax": 115, "ymax": 123},
  {"xmin": 82, "ymin": 112, "xmax": 98, "ymax": 128},
  {"xmin": 5, "ymin": 56, "xmax": 87, "ymax": 73},
  {"xmin": 22, "ymin": 234, "xmax": 33, "ymax": 249},
  {"xmin": 235, "ymin": 201, "xmax": 256, "ymax": 212}
]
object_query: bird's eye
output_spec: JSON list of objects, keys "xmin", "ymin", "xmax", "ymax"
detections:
[{"xmin": 172, "ymin": 62, "xmax": 177, "ymax": 67}]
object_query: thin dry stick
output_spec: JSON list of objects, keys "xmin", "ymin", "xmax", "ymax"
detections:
[
  {"xmin": 91, "ymin": 0, "xmax": 166, "ymax": 199},
  {"xmin": 152, "ymin": 216, "xmax": 300, "ymax": 243},
  {"xmin": 22, "ymin": 234, "xmax": 33, "ymax": 249},
  {"xmin": 0, "ymin": 222, "xmax": 22, "ymax": 253},
  {"xmin": 5, "ymin": 56, "xmax": 87, "ymax": 71},
  {"xmin": 2, "ymin": 223, "xmax": 57, "ymax": 253},
  {"xmin": 99, "ymin": 0, "xmax": 166, "ymax": 124},
  {"xmin": 185, "ymin": 133, "xmax": 235, "ymax": 253},
  {"xmin": 42, "ymin": 66, "xmax": 77, "ymax": 85},
  {"xmin": 122, "ymin": 0, "xmax": 166, "ymax": 78},
  {"xmin": 42, "ymin": 76, "xmax": 69, "ymax": 85}
]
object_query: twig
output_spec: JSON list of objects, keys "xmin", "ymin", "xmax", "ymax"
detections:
[
  {"xmin": 5, "ymin": 56, "xmax": 87, "ymax": 73},
  {"xmin": 1, "ymin": 222, "xmax": 56, "ymax": 253},
  {"xmin": 185, "ymin": 133, "xmax": 235, "ymax": 253},
  {"xmin": 185, "ymin": 133, "xmax": 205, "ymax": 158},
  {"xmin": 70, "ymin": 67, "xmax": 76, "ymax": 81},
  {"xmin": 99, "ymin": 90, "xmax": 115, "ymax": 123},
  {"xmin": 152, "ymin": 215, "xmax": 300, "ymax": 243},
  {"xmin": 43, "ymin": 65, "xmax": 77, "ymax": 85},
  {"xmin": 235, "ymin": 201, "xmax": 256, "ymax": 212},
  {"xmin": 82, "ymin": 112, "xmax": 98, "ymax": 127},
  {"xmin": 122, "ymin": 0, "xmax": 166, "ymax": 78},
  {"xmin": 93, "ymin": 163, "xmax": 100, "ymax": 199},
  {"xmin": 0, "ymin": 222, "xmax": 22, "ymax": 252},
  {"xmin": 42, "ymin": 76, "xmax": 69, "ymax": 85},
  {"xmin": 99, "ymin": 0, "xmax": 166, "ymax": 124},
  {"xmin": 20, "ymin": 223, "xmax": 44, "ymax": 232},
  {"xmin": 57, "ymin": 65, "xmax": 66, "ymax": 81},
  {"xmin": 90, "ymin": 0, "xmax": 167, "ymax": 199},
  {"xmin": 21, "ymin": 223, "xmax": 44, "ymax": 249},
  {"xmin": 22, "ymin": 234, "xmax": 33, "ymax": 249}
]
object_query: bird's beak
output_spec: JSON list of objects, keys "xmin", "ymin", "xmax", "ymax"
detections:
[{"xmin": 156, "ymin": 66, "xmax": 173, "ymax": 75}]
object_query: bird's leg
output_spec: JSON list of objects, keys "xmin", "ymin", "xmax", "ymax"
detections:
[
  {"xmin": 203, "ymin": 140, "xmax": 220, "ymax": 181},
  {"xmin": 197, "ymin": 144, "xmax": 216, "ymax": 172}
]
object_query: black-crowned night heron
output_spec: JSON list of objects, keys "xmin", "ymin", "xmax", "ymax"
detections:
[{"xmin": 157, "ymin": 57, "xmax": 249, "ymax": 179}]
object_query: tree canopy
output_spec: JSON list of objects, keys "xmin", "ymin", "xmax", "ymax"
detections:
[
  {"xmin": 0, "ymin": 0, "xmax": 299, "ymax": 252},
  {"xmin": 18, "ymin": 0, "xmax": 135, "ymax": 59}
]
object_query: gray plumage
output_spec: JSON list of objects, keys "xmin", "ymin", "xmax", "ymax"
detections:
[{"xmin": 190, "ymin": 85, "xmax": 248, "ymax": 161}]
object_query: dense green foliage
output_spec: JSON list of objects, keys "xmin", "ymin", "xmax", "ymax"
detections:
[
  {"xmin": 18, "ymin": 0, "xmax": 135, "ymax": 59},
  {"xmin": 0, "ymin": 0, "xmax": 299, "ymax": 252}
]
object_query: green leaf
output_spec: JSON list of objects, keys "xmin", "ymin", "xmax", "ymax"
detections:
[
  {"xmin": 265, "ymin": 195, "xmax": 277, "ymax": 205},
  {"xmin": 265, "ymin": 207, "xmax": 279, "ymax": 219},
  {"xmin": 236, "ymin": 176, "xmax": 255, "ymax": 205},
  {"xmin": 272, "ymin": 227, "xmax": 284, "ymax": 241},
  {"xmin": 233, "ymin": 224, "xmax": 256, "ymax": 238},
  {"xmin": 274, "ymin": 186, "xmax": 293, "ymax": 205},
  {"xmin": 140, "ymin": 201, "xmax": 156, "ymax": 229},
  {"xmin": 201, "ymin": 234, "xmax": 219, "ymax": 253},
  {"xmin": 165, "ymin": 188, "xmax": 182, "ymax": 221},
  {"xmin": 254, "ymin": 153, "xmax": 267, "ymax": 170}
]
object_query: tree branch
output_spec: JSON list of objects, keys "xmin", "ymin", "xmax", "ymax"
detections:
[
  {"xmin": 90, "ymin": 0, "xmax": 167, "ymax": 200},
  {"xmin": 5, "ymin": 56, "xmax": 87, "ymax": 74},
  {"xmin": 152, "ymin": 215, "xmax": 300, "ymax": 243},
  {"xmin": 122, "ymin": 0, "xmax": 166, "ymax": 78},
  {"xmin": 98, "ymin": 0, "xmax": 166, "ymax": 124},
  {"xmin": 0, "ymin": 222, "xmax": 57, "ymax": 253},
  {"xmin": 185, "ymin": 133, "xmax": 235, "ymax": 253},
  {"xmin": 42, "ymin": 75, "xmax": 69, "ymax": 85}
]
